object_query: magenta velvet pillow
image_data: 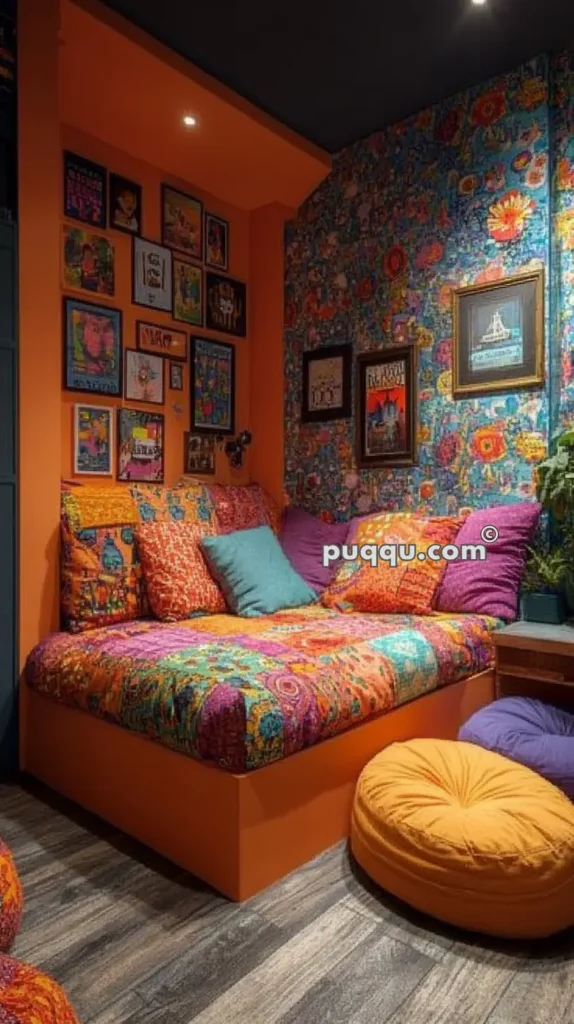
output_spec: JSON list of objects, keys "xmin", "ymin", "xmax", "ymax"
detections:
[
  {"xmin": 280, "ymin": 507, "xmax": 350, "ymax": 593},
  {"xmin": 435, "ymin": 502, "xmax": 541, "ymax": 620}
]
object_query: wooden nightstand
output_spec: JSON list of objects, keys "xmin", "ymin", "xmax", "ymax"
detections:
[{"xmin": 493, "ymin": 621, "xmax": 574, "ymax": 705}]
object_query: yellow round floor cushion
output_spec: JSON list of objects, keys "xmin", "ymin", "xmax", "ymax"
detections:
[{"xmin": 351, "ymin": 738, "xmax": 574, "ymax": 939}]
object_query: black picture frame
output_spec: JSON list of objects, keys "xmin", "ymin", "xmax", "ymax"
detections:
[
  {"xmin": 161, "ymin": 183, "xmax": 203, "ymax": 261},
  {"xmin": 117, "ymin": 408, "xmax": 165, "ymax": 483},
  {"xmin": 124, "ymin": 349, "xmax": 165, "ymax": 406},
  {"xmin": 109, "ymin": 173, "xmax": 142, "ymax": 236},
  {"xmin": 205, "ymin": 212, "xmax": 229, "ymax": 271},
  {"xmin": 136, "ymin": 320, "xmax": 187, "ymax": 362},
  {"xmin": 301, "ymin": 344, "xmax": 353, "ymax": 423},
  {"xmin": 63, "ymin": 151, "xmax": 107, "ymax": 229},
  {"xmin": 172, "ymin": 256, "xmax": 203, "ymax": 327},
  {"xmin": 190, "ymin": 335, "xmax": 235, "ymax": 436},
  {"xmin": 170, "ymin": 361, "xmax": 184, "ymax": 390},
  {"xmin": 356, "ymin": 345, "xmax": 417, "ymax": 468},
  {"xmin": 205, "ymin": 271, "xmax": 247, "ymax": 337},
  {"xmin": 63, "ymin": 295, "xmax": 123, "ymax": 397},
  {"xmin": 452, "ymin": 269, "xmax": 545, "ymax": 399},
  {"xmin": 183, "ymin": 431, "xmax": 215, "ymax": 475},
  {"xmin": 132, "ymin": 236, "xmax": 173, "ymax": 313}
]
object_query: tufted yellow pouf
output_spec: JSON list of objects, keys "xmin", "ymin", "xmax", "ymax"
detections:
[
  {"xmin": 0, "ymin": 840, "xmax": 22, "ymax": 953},
  {"xmin": 0, "ymin": 954, "xmax": 79, "ymax": 1023},
  {"xmin": 351, "ymin": 738, "xmax": 574, "ymax": 939}
]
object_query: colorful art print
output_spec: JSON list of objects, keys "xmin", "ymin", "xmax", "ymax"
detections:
[
  {"xmin": 124, "ymin": 349, "xmax": 164, "ymax": 405},
  {"xmin": 132, "ymin": 236, "xmax": 172, "ymax": 312},
  {"xmin": 190, "ymin": 336, "xmax": 235, "ymax": 435},
  {"xmin": 205, "ymin": 271, "xmax": 247, "ymax": 337},
  {"xmin": 161, "ymin": 184, "xmax": 203, "ymax": 260},
  {"xmin": 63, "ymin": 151, "xmax": 107, "ymax": 228},
  {"xmin": 170, "ymin": 362, "xmax": 184, "ymax": 390},
  {"xmin": 173, "ymin": 258, "xmax": 203, "ymax": 326},
  {"xmin": 73, "ymin": 404, "xmax": 114, "ymax": 476},
  {"xmin": 117, "ymin": 409, "xmax": 164, "ymax": 482},
  {"xmin": 453, "ymin": 269, "xmax": 544, "ymax": 398},
  {"xmin": 136, "ymin": 321, "xmax": 187, "ymax": 361},
  {"xmin": 302, "ymin": 344, "xmax": 352, "ymax": 423},
  {"xmin": 109, "ymin": 173, "xmax": 142, "ymax": 235},
  {"xmin": 356, "ymin": 346, "xmax": 417, "ymax": 468},
  {"xmin": 184, "ymin": 432, "xmax": 215, "ymax": 475},
  {"xmin": 63, "ymin": 225, "xmax": 115, "ymax": 297},
  {"xmin": 0, "ymin": 15, "xmax": 16, "ymax": 95},
  {"xmin": 205, "ymin": 212, "xmax": 229, "ymax": 271},
  {"xmin": 64, "ymin": 298, "xmax": 122, "ymax": 396}
]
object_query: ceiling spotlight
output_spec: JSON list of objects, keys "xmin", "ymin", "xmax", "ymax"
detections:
[
  {"xmin": 183, "ymin": 115, "xmax": 197, "ymax": 127},
  {"xmin": 471, "ymin": 0, "xmax": 487, "ymax": 5}
]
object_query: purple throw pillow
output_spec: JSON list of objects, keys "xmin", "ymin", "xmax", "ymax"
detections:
[
  {"xmin": 435, "ymin": 502, "xmax": 541, "ymax": 620},
  {"xmin": 280, "ymin": 507, "xmax": 350, "ymax": 593}
]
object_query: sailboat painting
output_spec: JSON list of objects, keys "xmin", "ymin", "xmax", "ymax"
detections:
[
  {"xmin": 469, "ymin": 299, "xmax": 523, "ymax": 374},
  {"xmin": 453, "ymin": 270, "xmax": 544, "ymax": 398}
]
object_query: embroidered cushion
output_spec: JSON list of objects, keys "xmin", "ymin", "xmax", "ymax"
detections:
[
  {"xmin": 323, "ymin": 515, "xmax": 465, "ymax": 615},
  {"xmin": 0, "ymin": 954, "xmax": 80, "ymax": 1023},
  {"xmin": 323, "ymin": 512, "xmax": 424, "ymax": 603},
  {"xmin": 61, "ymin": 485, "xmax": 147, "ymax": 633},
  {"xmin": 130, "ymin": 483, "xmax": 216, "ymax": 526},
  {"xmin": 200, "ymin": 526, "xmax": 316, "ymax": 617},
  {"xmin": 137, "ymin": 521, "xmax": 226, "ymax": 621},
  {"xmin": 208, "ymin": 483, "xmax": 280, "ymax": 534}
]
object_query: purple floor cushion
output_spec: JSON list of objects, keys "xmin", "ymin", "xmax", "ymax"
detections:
[{"xmin": 459, "ymin": 697, "xmax": 574, "ymax": 798}]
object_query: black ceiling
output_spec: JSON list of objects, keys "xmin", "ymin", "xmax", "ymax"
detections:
[{"xmin": 103, "ymin": 0, "xmax": 574, "ymax": 153}]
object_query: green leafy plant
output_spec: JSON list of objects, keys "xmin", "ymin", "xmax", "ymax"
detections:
[
  {"xmin": 522, "ymin": 545, "xmax": 568, "ymax": 594},
  {"xmin": 532, "ymin": 426, "xmax": 574, "ymax": 601}
]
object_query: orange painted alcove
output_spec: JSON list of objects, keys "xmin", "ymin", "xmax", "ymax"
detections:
[{"xmin": 18, "ymin": 0, "xmax": 331, "ymax": 757}]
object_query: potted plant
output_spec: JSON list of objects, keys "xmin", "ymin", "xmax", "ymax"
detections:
[
  {"xmin": 535, "ymin": 426, "xmax": 574, "ymax": 611},
  {"xmin": 521, "ymin": 546, "xmax": 568, "ymax": 624}
]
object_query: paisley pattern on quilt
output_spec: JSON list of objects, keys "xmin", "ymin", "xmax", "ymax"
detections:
[{"xmin": 26, "ymin": 607, "xmax": 501, "ymax": 772}]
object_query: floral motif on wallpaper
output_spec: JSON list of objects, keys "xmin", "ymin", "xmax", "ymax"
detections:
[
  {"xmin": 283, "ymin": 54, "xmax": 574, "ymax": 520},
  {"xmin": 552, "ymin": 52, "xmax": 574, "ymax": 430}
]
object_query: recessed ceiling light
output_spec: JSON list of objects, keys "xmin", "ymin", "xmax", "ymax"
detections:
[
  {"xmin": 471, "ymin": 0, "xmax": 487, "ymax": 5},
  {"xmin": 183, "ymin": 115, "xmax": 197, "ymax": 127}
]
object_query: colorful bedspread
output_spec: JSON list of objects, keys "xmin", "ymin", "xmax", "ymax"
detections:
[{"xmin": 25, "ymin": 606, "xmax": 501, "ymax": 772}]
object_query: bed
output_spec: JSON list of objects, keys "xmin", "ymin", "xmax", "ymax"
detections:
[{"xmin": 23, "ymin": 605, "xmax": 500, "ymax": 898}]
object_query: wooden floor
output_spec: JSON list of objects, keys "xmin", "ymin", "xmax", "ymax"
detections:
[{"xmin": 0, "ymin": 781, "xmax": 573, "ymax": 1024}]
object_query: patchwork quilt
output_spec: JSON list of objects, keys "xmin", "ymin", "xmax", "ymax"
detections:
[{"xmin": 25, "ymin": 606, "xmax": 501, "ymax": 772}]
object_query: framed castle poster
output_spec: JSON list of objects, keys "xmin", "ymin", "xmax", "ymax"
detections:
[
  {"xmin": 356, "ymin": 345, "xmax": 417, "ymax": 468},
  {"xmin": 452, "ymin": 269, "xmax": 544, "ymax": 398}
]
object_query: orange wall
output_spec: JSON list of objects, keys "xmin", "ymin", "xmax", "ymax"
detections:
[{"xmin": 61, "ymin": 125, "xmax": 251, "ymax": 486}]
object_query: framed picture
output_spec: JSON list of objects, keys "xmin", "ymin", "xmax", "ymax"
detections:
[
  {"xmin": 173, "ymin": 258, "xmax": 203, "ymax": 326},
  {"xmin": 63, "ymin": 297, "xmax": 122, "ymax": 396},
  {"xmin": 136, "ymin": 321, "xmax": 187, "ymax": 361},
  {"xmin": 452, "ymin": 269, "xmax": 545, "ymax": 398},
  {"xmin": 190, "ymin": 336, "xmax": 235, "ymax": 435},
  {"xmin": 63, "ymin": 225, "xmax": 115, "ymax": 297},
  {"xmin": 356, "ymin": 345, "xmax": 417, "ymax": 468},
  {"xmin": 205, "ymin": 212, "xmax": 229, "ymax": 271},
  {"xmin": 302, "ymin": 344, "xmax": 352, "ymax": 423},
  {"xmin": 161, "ymin": 184, "xmax": 203, "ymax": 260},
  {"xmin": 184, "ymin": 432, "xmax": 215, "ymax": 475},
  {"xmin": 124, "ymin": 349, "xmax": 164, "ymax": 405},
  {"xmin": 170, "ymin": 362, "xmax": 184, "ymax": 390},
  {"xmin": 109, "ymin": 173, "xmax": 142, "ymax": 235},
  {"xmin": 132, "ymin": 236, "xmax": 172, "ymax": 312},
  {"xmin": 73, "ymin": 404, "xmax": 114, "ymax": 476},
  {"xmin": 63, "ymin": 151, "xmax": 107, "ymax": 228},
  {"xmin": 117, "ymin": 409, "xmax": 164, "ymax": 483},
  {"xmin": 205, "ymin": 271, "xmax": 246, "ymax": 337}
]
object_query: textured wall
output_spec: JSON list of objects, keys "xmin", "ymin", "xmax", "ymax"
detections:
[{"xmin": 284, "ymin": 56, "xmax": 556, "ymax": 519}]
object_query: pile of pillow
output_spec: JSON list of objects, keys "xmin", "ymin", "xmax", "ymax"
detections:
[{"xmin": 60, "ymin": 480, "xmax": 541, "ymax": 630}]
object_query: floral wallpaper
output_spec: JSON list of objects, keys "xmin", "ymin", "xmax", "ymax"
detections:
[
  {"xmin": 284, "ymin": 55, "xmax": 567, "ymax": 520},
  {"xmin": 552, "ymin": 52, "xmax": 574, "ymax": 430}
]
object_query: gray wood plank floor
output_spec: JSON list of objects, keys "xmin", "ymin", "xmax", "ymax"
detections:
[{"xmin": 0, "ymin": 781, "xmax": 572, "ymax": 1024}]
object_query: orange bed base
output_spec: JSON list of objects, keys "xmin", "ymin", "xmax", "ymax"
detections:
[{"xmin": 22, "ymin": 669, "xmax": 494, "ymax": 900}]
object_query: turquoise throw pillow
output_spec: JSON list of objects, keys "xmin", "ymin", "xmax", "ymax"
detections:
[{"xmin": 200, "ymin": 526, "xmax": 317, "ymax": 617}]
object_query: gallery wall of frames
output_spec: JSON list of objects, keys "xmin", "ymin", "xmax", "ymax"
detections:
[{"xmin": 61, "ymin": 127, "xmax": 250, "ymax": 485}]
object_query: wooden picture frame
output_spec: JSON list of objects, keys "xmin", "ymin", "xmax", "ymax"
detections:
[
  {"xmin": 190, "ymin": 335, "xmax": 235, "ymax": 436},
  {"xmin": 356, "ymin": 345, "xmax": 417, "ymax": 468},
  {"xmin": 452, "ymin": 269, "xmax": 545, "ymax": 398},
  {"xmin": 302, "ymin": 344, "xmax": 352, "ymax": 423},
  {"xmin": 136, "ymin": 321, "xmax": 187, "ymax": 361},
  {"xmin": 184, "ymin": 431, "xmax": 216, "ymax": 475}
]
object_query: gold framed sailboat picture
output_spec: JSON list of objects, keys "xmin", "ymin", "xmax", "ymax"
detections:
[{"xmin": 452, "ymin": 268, "xmax": 544, "ymax": 398}]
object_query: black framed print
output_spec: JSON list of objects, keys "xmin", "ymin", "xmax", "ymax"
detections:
[
  {"xmin": 302, "ymin": 344, "xmax": 352, "ymax": 423},
  {"xmin": 356, "ymin": 345, "xmax": 417, "ymax": 468}
]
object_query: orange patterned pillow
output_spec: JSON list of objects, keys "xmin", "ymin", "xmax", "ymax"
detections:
[
  {"xmin": 322, "ymin": 515, "xmax": 465, "ymax": 615},
  {"xmin": 323, "ymin": 512, "xmax": 422, "ymax": 601},
  {"xmin": 209, "ymin": 483, "xmax": 280, "ymax": 534},
  {"xmin": 136, "ymin": 521, "xmax": 226, "ymax": 621}
]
